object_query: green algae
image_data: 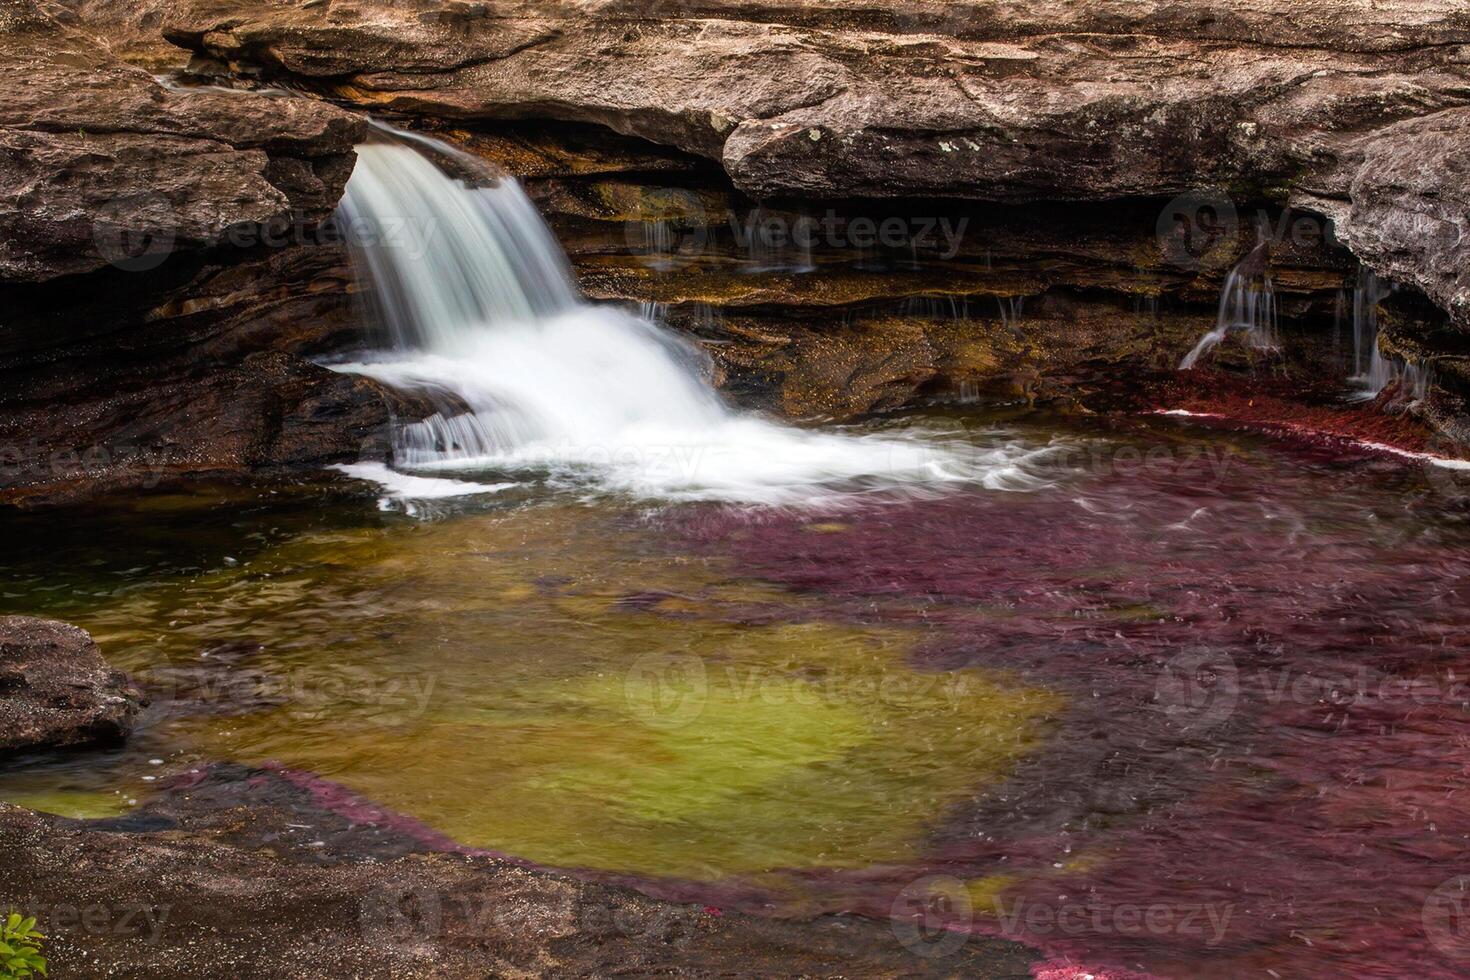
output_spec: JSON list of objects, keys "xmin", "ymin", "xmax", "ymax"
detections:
[
  {"xmin": 1, "ymin": 785, "xmax": 134, "ymax": 820},
  {"xmin": 2, "ymin": 498, "xmax": 1061, "ymax": 881}
]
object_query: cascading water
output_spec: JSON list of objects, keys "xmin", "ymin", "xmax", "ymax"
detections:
[
  {"xmin": 1351, "ymin": 266, "xmax": 1389, "ymax": 384},
  {"xmin": 330, "ymin": 126, "xmax": 1054, "ymax": 505},
  {"xmin": 1179, "ymin": 245, "xmax": 1279, "ymax": 370},
  {"xmin": 1348, "ymin": 266, "xmax": 1429, "ymax": 403}
]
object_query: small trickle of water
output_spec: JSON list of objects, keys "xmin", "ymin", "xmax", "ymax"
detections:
[
  {"xmin": 997, "ymin": 295, "xmax": 1025, "ymax": 332},
  {"xmin": 638, "ymin": 300, "xmax": 668, "ymax": 323},
  {"xmin": 1346, "ymin": 266, "xmax": 1431, "ymax": 404},
  {"xmin": 331, "ymin": 125, "xmax": 1058, "ymax": 504},
  {"xmin": 898, "ymin": 295, "xmax": 972, "ymax": 321},
  {"xmin": 1179, "ymin": 247, "xmax": 1279, "ymax": 369},
  {"xmin": 739, "ymin": 207, "xmax": 816, "ymax": 274}
]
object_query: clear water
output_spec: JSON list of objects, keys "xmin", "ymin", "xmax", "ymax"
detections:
[
  {"xmin": 7, "ymin": 130, "xmax": 1470, "ymax": 979},
  {"xmin": 5, "ymin": 412, "xmax": 1470, "ymax": 977}
]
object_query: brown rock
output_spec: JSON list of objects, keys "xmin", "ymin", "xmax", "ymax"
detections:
[
  {"xmin": 163, "ymin": 0, "xmax": 1470, "ymax": 330},
  {"xmin": 1294, "ymin": 107, "xmax": 1470, "ymax": 334},
  {"xmin": 0, "ymin": 616, "xmax": 142, "ymax": 752},
  {"xmin": 0, "ymin": 233, "xmax": 442, "ymax": 506},
  {"xmin": 0, "ymin": 0, "xmax": 365, "ymax": 284},
  {"xmin": 47, "ymin": 0, "xmax": 189, "ymax": 70}
]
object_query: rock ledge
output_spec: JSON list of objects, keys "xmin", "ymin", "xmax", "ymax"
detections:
[{"xmin": 0, "ymin": 616, "xmax": 143, "ymax": 752}]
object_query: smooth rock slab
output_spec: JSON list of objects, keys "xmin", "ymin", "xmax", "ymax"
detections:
[
  {"xmin": 0, "ymin": 765, "xmax": 1042, "ymax": 977},
  {"xmin": 0, "ymin": 616, "xmax": 143, "ymax": 752}
]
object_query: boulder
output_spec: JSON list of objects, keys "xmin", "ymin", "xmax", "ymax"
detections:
[{"xmin": 0, "ymin": 616, "xmax": 142, "ymax": 752}]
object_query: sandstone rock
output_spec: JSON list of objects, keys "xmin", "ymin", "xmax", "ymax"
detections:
[
  {"xmin": 48, "ymin": 0, "xmax": 189, "ymax": 70},
  {"xmin": 0, "ymin": 616, "xmax": 142, "ymax": 752},
  {"xmin": 0, "ymin": 232, "xmax": 442, "ymax": 506},
  {"xmin": 1293, "ymin": 107, "xmax": 1470, "ymax": 335},
  {"xmin": 163, "ymin": 0, "xmax": 1470, "ymax": 332},
  {"xmin": 0, "ymin": 0, "xmax": 365, "ymax": 284},
  {"xmin": 0, "ymin": 2, "xmax": 454, "ymax": 505}
]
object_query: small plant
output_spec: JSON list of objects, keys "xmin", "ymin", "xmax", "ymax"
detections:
[{"xmin": 0, "ymin": 912, "xmax": 45, "ymax": 979}]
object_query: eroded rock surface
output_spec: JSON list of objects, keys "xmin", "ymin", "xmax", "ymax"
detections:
[
  {"xmin": 0, "ymin": 764, "xmax": 1039, "ymax": 977},
  {"xmin": 0, "ymin": 1, "xmax": 436, "ymax": 505},
  {"xmin": 165, "ymin": 0, "xmax": 1470, "ymax": 330},
  {"xmin": 0, "ymin": 221, "xmax": 443, "ymax": 505},
  {"xmin": 0, "ymin": 0, "xmax": 363, "ymax": 283},
  {"xmin": 0, "ymin": 616, "xmax": 142, "ymax": 752},
  {"xmin": 486, "ymin": 131, "xmax": 1356, "ymax": 419}
]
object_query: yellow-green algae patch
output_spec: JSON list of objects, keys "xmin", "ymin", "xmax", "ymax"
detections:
[
  {"xmin": 53, "ymin": 504, "xmax": 1063, "ymax": 881},
  {"xmin": 1, "ymin": 783, "xmax": 134, "ymax": 820}
]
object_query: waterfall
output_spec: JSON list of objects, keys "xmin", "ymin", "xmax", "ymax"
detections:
[
  {"xmin": 1179, "ymin": 247, "xmax": 1279, "ymax": 370},
  {"xmin": 1348, "ymin": 267, "xmax": 1428, "ymax": 403},
  {"xmin": 329, "ymin": 126, "xmax": 1053, "ymax": 505},
  {"xmin": 1351, "ymin": 266, "xmax": 1390, "ymax": 383},
  {"xmin": 997, "ymin": 296, "xmax": 1025, "ymax": 332},
  {"xmin": 337, "ymin": 138, "xmax": 577, "ymax": 350}
]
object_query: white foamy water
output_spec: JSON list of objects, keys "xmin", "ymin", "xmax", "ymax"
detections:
[
  {"xmin": 332, "ymin": 463, "xmax": 517, "ymax": 516},
  {"xmin": 1180, "ymin": 247, "xmax": 1279, "ymax": 370},
  {"xmin": 330, "ymin": 127, "xmax": 1056, "ymax": 505}
]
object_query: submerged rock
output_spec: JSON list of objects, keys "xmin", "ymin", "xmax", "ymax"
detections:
[{"xmin": 0, "ymin": 616, "xmax": 142, "ymax": 752}]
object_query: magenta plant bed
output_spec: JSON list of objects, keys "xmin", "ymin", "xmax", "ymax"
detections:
[{"xmin": 672, "ymin": 431, "xmax": 1470, "ymax": 977}]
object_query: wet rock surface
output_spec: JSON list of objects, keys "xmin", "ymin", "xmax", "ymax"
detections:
[
  {"xmin": 0, "ymin": 764, "xmax": 1040, "ymax": 978},
  {"xmin": 0, "ymin": 242, "xmax": 433, "ymax": 507},
  {"xmin": 165, "ymin": 0, "xmax": 1470, "ymax": 332},
  {"xmin": 0, "ymin": 616, "xmax": 142, "ymax": 752}
]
